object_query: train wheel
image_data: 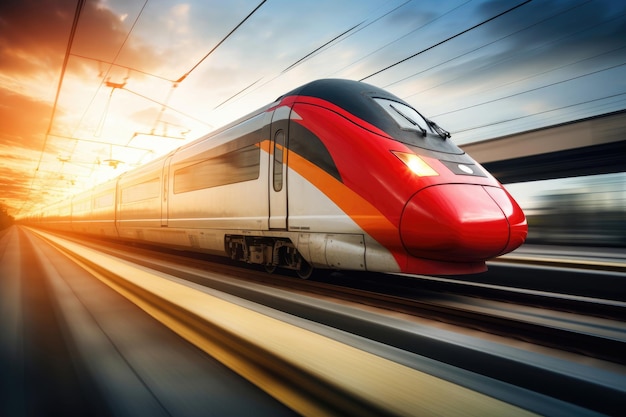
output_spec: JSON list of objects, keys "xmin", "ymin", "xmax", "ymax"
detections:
[
  {"xmin": 296, "ymin": 260, "xmax": 313, "ymax": 279},
  {"xmin": 264, "ymin": 264, "xmax": 277, "ymax": 274}
]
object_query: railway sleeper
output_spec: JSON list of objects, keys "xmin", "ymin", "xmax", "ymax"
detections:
[{"xmin": 225, "ymin": 235, "xmax": 313, "ymax": 279}]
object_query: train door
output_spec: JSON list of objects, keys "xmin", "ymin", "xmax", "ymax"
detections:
[
  {"xmin": 269, "ymin": 106, "xmax": 290, "ymax": 229},
  {"xmin": 161, "ymin": 155, "xmax": 173, "ymax": 227}
]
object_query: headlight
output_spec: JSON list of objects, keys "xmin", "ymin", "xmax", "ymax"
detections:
[{"xmin": 391, "ymin": 151, "xmax": 439, "ymax": 177}]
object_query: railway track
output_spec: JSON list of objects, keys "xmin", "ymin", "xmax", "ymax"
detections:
[
  {"xmin": 26, "ymin": 228, "xmax": 626, "ymax": 416},
  {"xmin": 1, "ymin": 226, "xmax": 298, "ymax": 417},
  {"xmin": 50, "ymin": 230, "xmax": 626, "ymax": 361},
  {"xmin": 314, "ymin": 272, "xmax": 626, "ymax": 363}
]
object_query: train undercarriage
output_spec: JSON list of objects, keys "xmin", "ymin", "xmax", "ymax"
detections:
[{"xmin": 225, "ymin": 235, "xmax": 313, "ymax": 279}]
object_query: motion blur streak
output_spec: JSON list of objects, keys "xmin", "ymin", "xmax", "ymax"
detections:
[
  {"xmin": 31, "ymin": 228, "xmax": 537, "ymax": 417},
  {"xmin": 512, "ymin": 173, "xmax": 626, "ymax": 247}
]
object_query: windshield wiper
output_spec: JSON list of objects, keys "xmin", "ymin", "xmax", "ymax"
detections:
[
  {"xmin": 389, "ymin": 104, "xmax": 427, "ymax": 136},
  {"xmin": 426, "ymin": 119, "xmax": 451, "ymax": 139}
]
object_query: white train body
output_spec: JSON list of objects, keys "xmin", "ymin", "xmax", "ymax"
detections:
[{"xmin": 32, "ymin": 80, "xmax": 527, "ymax": 277}]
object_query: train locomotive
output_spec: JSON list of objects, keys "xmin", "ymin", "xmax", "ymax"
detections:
[{"xmin": 34, "ymin": 79, "xmax": 527, "ymax": 278}]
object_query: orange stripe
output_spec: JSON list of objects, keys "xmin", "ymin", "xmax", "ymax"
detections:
[
  {"xmin": 287, "ymin": 150, "xmax": 400, "ymax": 248},
  {"xmin": 258, "ymin": 139, "xmax": 272, "ymax": 153},
  {"xmin": 260, "ymin": 139, "xmax": 401, "ymax": 254}
]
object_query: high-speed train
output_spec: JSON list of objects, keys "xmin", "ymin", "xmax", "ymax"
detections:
[{"xmin": 32, "ymin": 79, "xmax": 527, "ymax": 278}]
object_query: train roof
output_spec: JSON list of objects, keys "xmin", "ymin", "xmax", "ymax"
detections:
[
  {"xmin": 282, "ymin": 79, "xmax": 403, "ymax": 129},
  {"xmin": 283, "ymin": 79, "xmax": 462, "ymax": 154}
]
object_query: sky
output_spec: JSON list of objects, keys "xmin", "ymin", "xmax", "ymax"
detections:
[{"xmin": 1, "ymin": 0, "xmax": 625, "ymax": 218}]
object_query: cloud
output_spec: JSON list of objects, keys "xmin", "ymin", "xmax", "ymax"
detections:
[
  {"xmin": 0, "ymin": 89, "xmax": 50, "ymax": 150},
  {"xmin": 0, "ymin": 157, "xmax": 39, "ymax": 212},
  {"xmin": 0, "ymin": 0, "xmax": 175, "ymax": 214},
  {"xmin": 166, "ymin": 3, "xmax": 191, "ymax": 35},
  {"xmin": 0, "ymin": 88, "xmax": 64, "ymax": 212},
  {"xmin": 0, "ymin": 0, "xmax": 165, "ymax": 85},
  {"xmin": 0, "ymin": 0, "xmax": 74, "ymax": 77},
  {"xmin": 471, "ymin": 0, "xmax": 626, "ymax": 69},
  {"xmin": 390, "ymin": 1, "xmax": 626, "ymax": 107},
  {"xmin": 71, "ymin": 1, "xmax": 163, "ymax": 77}
]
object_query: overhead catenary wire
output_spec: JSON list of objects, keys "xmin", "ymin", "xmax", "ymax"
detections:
[
  {"xmin": 43, "ymin": 0, "xmax": 150, "ymax": 204},
  {"xmin": 48, "ymin": 133, "xmax": 155, "ymax": 153},
  {"xmin": 213, "ymin": 78, "xmax": 263, "ymax": 110},
  {"xmin": 386, "ymin": 0, "xmax": 595, "ymax": 91},
  {"xmin": 330, "ymin": 0, "xmax": 472, "ymax": 79},
  {"xmin": 452, "ymin": 41, "xmax": 626, "ymax": 102},
  {"xmin": 121, "ymin": 87, "xmax": 213, "ymax": 127},
  {"xmin": 402, "ymin": 41, "xmax": 626, "ymax": 117},
  {"xmin": 454, "ymin": 91, "xmax": 626, "ymax": 135},
  {"xmin": 70, "ymin": 53, "xmax": 175, "ymax": 83},
  {"xmin": 306, "ymin": 0, "xmax": 417, "ymax": 76},
  {"xmin": 212, "ymin": 21, "xmax": 365, "ymax": 110},
  {"xmin": 431, "ymin": 62, "xmax": 626, "ymax": 118},
  {"xmin": 111, "ymin": 1, "xmax": 267, "ymax": 135},
  {"xmin": 96, "ymin": 0, "xmax": 267, "ymax": 136},
  {"xmin": 19, "ymin": 0, "xmax": 267, "ymax": 215},
  {"xmin": 35, "ymin": 0, "xmax": 86, "ymax": 173},
  {"xmin": 359, "ymin": 0, "xmax": 533, "ymax": 82},
  {"xmin": 70, "ymin": 0, "xmax": 266, "ymax": 137},
  {"xmin": 19, "ymin": 0, "xmax": 85, "ymax": 217},
  {"xmin": 213, "ymin": 0, "xmax": 415, "ymax": 110},
  {"xmin": 281, "ymin": 22, "xmax": 365, "ymax": 74},
  {"xmin": 69, "ymin": 0, "xmax": 149, "ymax": 143},
  {"xmin": 174, "ymin": 0, "xmax": 267, "ymax": 84}
]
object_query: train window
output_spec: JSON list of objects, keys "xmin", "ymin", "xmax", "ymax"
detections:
[
  {"xmin": 73, "ymin": 199, "xmax": 91, "ymax": 213},
  {"xmin": 174, "ymin": 145, "xmax": 260, "ymax": 193},
  {"xmin": 121, "ymin": 178, "xmax": 160, "ymax": 203},
  {"xmin": 374, "ymin": 98, "xmax": 430, "ymax": 133},
  {"xmin": 94, "ymin": 193, "xmax": 114, "ymax": 208},
  {"xmin": 273, "ymin": 130, "xmax": 285, "ymax": 192}
]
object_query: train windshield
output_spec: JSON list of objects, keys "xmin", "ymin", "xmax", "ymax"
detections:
[
  {"xmin": 374, "ymin": 98, "xmax": 431, "ymax": 134},
  {"xmin": 372, "ymin": 97, "xmax": 462, "ymax": 154}
]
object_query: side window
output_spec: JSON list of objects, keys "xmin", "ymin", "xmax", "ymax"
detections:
[
  {"xmin": 273, "ymin": 130, "xmax": 285, "ymax": 192},
  {"xmin": 95, "ymin": 193, "xmax": 114, "ymax": 208},
  {"xmin": 173, "ymin": 145, "xmax": 260, "ymax": 193},
  {"xmin": 121, "ymin": 178, "xmax": 160, "ymax": 203}
]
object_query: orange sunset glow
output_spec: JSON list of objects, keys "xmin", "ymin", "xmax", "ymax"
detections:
[{"xmin": 1, "ymin": 0, "xmax": 275, "ymax": 218}]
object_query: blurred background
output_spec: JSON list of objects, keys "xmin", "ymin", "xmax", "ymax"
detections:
[{"xmin": 507, "ymin": 173, "xmax": 625, "ymax": 247}]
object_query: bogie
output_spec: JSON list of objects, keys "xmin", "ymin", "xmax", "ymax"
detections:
[{"xmin": 225, "ymin": 235, "xmax": 313, "ymax": 277}]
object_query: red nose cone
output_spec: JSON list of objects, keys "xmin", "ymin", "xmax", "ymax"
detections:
[
  {"xmin": 483, "ymin": 186, "xmax": 528, "ymax": 255},
  {"xmin": 400, "ymin": 184, "xmax": 526, "ymax": 262}
]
